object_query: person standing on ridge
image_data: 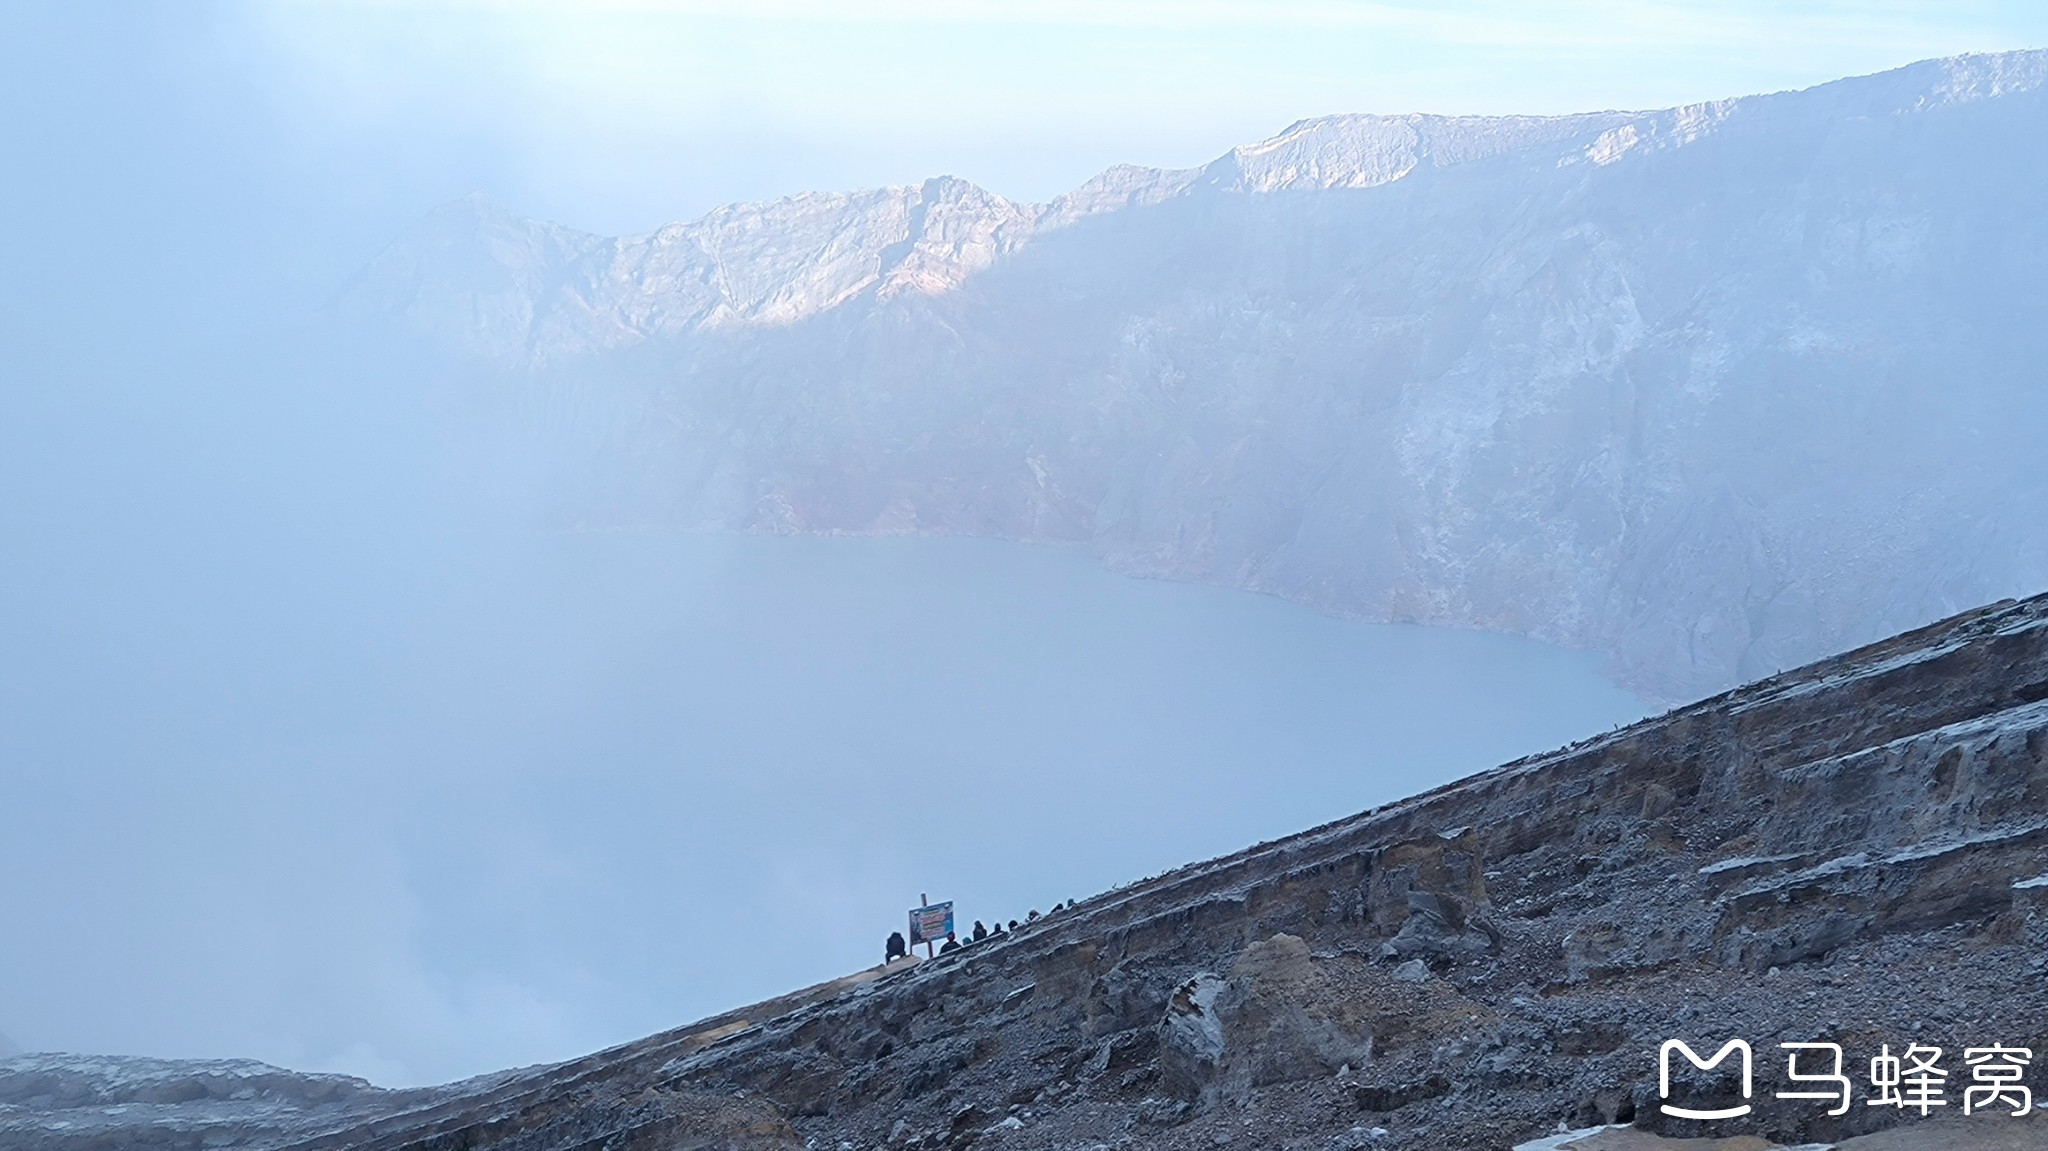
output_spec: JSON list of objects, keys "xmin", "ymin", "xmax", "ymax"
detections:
[
  {"xmin": 885, "ymin": 931, "xmax": 907, "ymax": 964},
  {"xmin": 971, "ymin": 920, "xmax": 988, "ymax": 942}
]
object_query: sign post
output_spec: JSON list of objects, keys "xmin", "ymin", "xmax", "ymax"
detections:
[{"xmin": 908, "ymin": 893, "xmax": 954, "ymax": 959}]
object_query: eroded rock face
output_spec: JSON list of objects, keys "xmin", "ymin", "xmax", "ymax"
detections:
[
  {"xmin": 539, "ymin": 594, "xmax": 2048, "ymax": 1150},
  {"xmin": 15, "ymin": 594, "xmax": 2048, "ymax": 1150},
  {"xmin": 1157, "ymin": 935, "xmax": 1380, "ymax": 1109},
  {"xmin": 1211, "ymin": 935, "xmax": 1371, "ymax": 1095},
  {"xmin": 340, "ymin": 52, "xmax": 2048, "ymax": 702}
]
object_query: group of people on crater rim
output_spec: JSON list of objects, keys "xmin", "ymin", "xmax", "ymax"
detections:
[{"xmin": 882, "ymin": 900, "xmax": 1078, "ymax": 966}]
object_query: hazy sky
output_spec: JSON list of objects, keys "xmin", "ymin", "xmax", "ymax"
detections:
[{"xmin": 223, "ymin": 1, "xmax": 2048, "ymax": 233}]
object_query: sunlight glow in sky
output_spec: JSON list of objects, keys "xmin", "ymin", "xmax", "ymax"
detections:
[{"xmin": 230, "ymin": 0, "xmax": 2048, "ymax": 233}]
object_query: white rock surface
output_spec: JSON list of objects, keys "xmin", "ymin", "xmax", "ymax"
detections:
[
  {"xmin": 339, "ymin": 50, "xmax": 2048, "ymax": 700},
  {"xmin": 0, "ymin": 1052, "xmax": 465, "ymax": 1149}
]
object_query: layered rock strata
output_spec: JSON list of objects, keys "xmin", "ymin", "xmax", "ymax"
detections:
[
  {"xmin": 13, "ymin": 591, "xmax": 2043, "ymax": 1150},
  {"xmin": 341, "ymin": 51, "xmax": 2048, "ymax": 700}
]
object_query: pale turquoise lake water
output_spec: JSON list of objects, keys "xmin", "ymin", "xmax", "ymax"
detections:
[{"xmin": 0, "ymin": 530, "xmax": 1650, "ymax": 1084}]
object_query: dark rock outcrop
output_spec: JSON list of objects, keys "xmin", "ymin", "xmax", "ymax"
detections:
[{"xmin": 10, "ymin": 593, "xmax": 2048, "ymax": 1150}]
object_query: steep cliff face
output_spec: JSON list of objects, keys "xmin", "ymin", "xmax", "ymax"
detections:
[
  {"xmin": 531, "ymin": 592, "xmax": 2048, "ymax": 1151},
  {"xmin": 338, "ymin": 51, "xmax": 2048, "ymax": 700},
  {"xmin": 15, "ymin": 592, "xmax": 2043, "ymax": 1150},
  {"xmin": 337, "ymin": 112, "xmax": 1658, "ymax": 366}
]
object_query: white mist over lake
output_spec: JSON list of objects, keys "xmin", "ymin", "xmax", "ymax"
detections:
[
  {"xmin": 0, "ymin": 8, "xmax": 1659, "ymax": 1089},
  {"xmin": 0, "ymin": 526, "xmax": 1647, "ymax": 1086}
]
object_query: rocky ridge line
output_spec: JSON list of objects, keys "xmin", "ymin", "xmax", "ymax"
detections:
[
  {"xmin": 10, "ymin": 590, "xmax": 2034, "ymax": 1150},
  {"xmin": 335, "ymin": 49, "xmax": 2048, "ymax": 701},
  {"xmin": 345, "ymin": 51, "xmax": 2047, "ymax": 369}
]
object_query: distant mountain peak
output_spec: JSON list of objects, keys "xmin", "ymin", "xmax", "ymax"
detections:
[
  {"xmin": 1893, "ymin": 46, "xmax": 2048, "ymax": 105},
  {"xmin": 345, "ymin": 49, "xmax": 2048, "ymax": 369},
  {"xmin": 1212, "ymin": 110, "xmax": 1643, "ymax": 191},
  {"xmin": 334, "ymin": 48, "xmax": 2048, "ymax": 699}
]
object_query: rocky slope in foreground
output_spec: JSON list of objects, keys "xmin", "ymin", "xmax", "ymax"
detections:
[{"xmin": 10, "ymin": 592, "xmax": 2048, "ymax": 1149}]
